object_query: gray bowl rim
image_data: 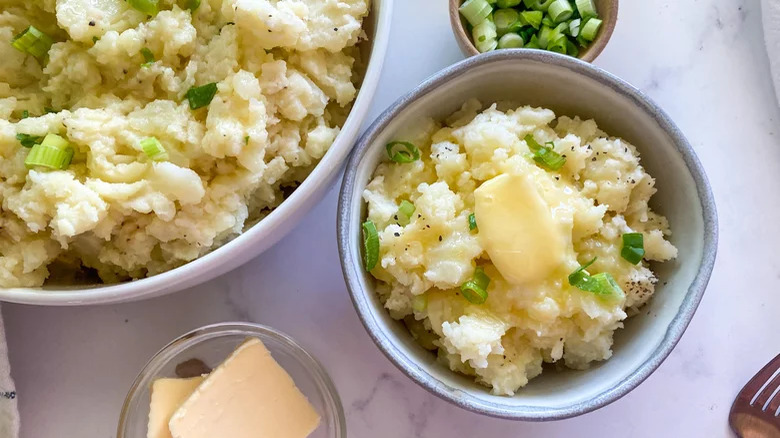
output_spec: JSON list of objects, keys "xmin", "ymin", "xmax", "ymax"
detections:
[{"xmin": 337, "ymin": 49, "xmax": 718, "ymax": 421}]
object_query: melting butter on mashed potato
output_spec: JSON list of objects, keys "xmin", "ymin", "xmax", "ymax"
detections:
[
  {"xmin": 0, "ymin": 0, "xmax": 369, "ymax": 287},
  {"xmin": 363, "ymin": 100, "xmax": 678, "ymax": 395}
]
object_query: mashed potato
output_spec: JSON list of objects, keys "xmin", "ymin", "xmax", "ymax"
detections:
[
  {"xmin": 0, "ymin": 0, "xmax": 368, "ymax": 287},
  {"xmin": 363, "ymin": 100, "xmax": 678, "ymax": 395}
]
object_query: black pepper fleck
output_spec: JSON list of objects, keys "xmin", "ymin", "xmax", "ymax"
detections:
[
  {"xmin": 88, "ymin": 20, "xmax": 95, "ymax": 26},
  {"xmin": 438, "ymin": 235, "xmax": 442, "ymax": 242},
  {"xmin": 592, "ymin": 157, "xmax": 597, "ymax": 161},
  {"xmin": 393, "ymin": 232, "xmax": 400, "ymax": 237}
]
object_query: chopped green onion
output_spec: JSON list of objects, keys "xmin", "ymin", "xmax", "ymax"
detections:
[
  {"xmin": 548, "ymin": 0, "xmax": 574, "ymax": 23},
  {"xmin": 396, "ymin": 200, "xmax": 415, "ymax": 226},
  {"xmin": 548, "ymin": 35, "xmax": 567, "ymax": 53},
  {"xmin": 92, "ymin": 36, "xmax": 100, "ymax": 43},
  {"xmin": 140, "ymin": 47, "xmax": 154, "ymax": 67},
  {"xmin": 472, "ymin": 19, "xmax": 498, "ymax": 52},
  {"xmin": 568, "ymin": 257, "xmax": 597, "ymax": 285},
  {"xmin": 362, "ymin": 220, "xmax": 379, "ymax": 271},
  {"xmin": 460, "ymin": 266, "xmax": 490, "ymax": 304},
  {"xmin": 386, "ymin": 141, "xmax": 420, "ymax": 163},
  {"xmin": 185, "ymin": 0, "xmax": 201, "ymax": 12},
  {"xmin": 468, "ymin": 213, "xmax": 477, "ymax": 231},
  {"xmin": 494, "ymin": 9, "xmax": 519, "ymax": 35},
  {"xmin": 621, "ymin": 232, "xmax": 645, "ymax": 265},
  {"xmin": 537, "ymin": 25, "xmax": 553, "ymax": 48},
  {"xmin": 575, "ymin": 0, "xmax": 598, "ymax": 19},
  {"xmin": 568, "ymin": 18, "xmax": 581, "ymax": 37},
  {"xmin": 541, "ymin": 15, "xmax": 555, "ymax": 27},
  {"xmin": 44, "ymin": 107, "xmax": 56, "ymax": 114},
  {"xmin": 566, "ymin": 39, "xmax": 579, "ymax": 56},
  {"xmin": 518, "ymin": 26, "xmax": 537, "ymax": 43},
  {"xmin": 128, "ymin": 0, "xmax": 159, "ymax": 16},
  {"xmin": 497, "ymin": 0, "xmax": 521, "ymax": 6},
  {"xmin": 459, "ymin": 0, "xmax": 493, "ymax": 26},
  {"xmin": 21, "ymin": 110, "xmax": 29, "ymax": 119},
  {"xmin": 498, "ymin": 32, "xmax": 524, "ymax": 48},
  {"xmin": 140, "ymin": 137, "xmax": 169, "ymax": 161},
  {"xmin": 185, "ymin": 83, "xmax": 218, "ymax": 110},
  {"xmin": 525, "ymin": 34, "xmax": 541, "ymax": 49},
  {"xmin": 16, "ymin": 133, "xmax": 43, "ymax": 148},
  {"xmin": 580, "ymin": 17, "xmax": 602, "ymax": 41},
  {"xmin": 244, "ymin": 135, "xmax": 250, "ymax": 145},
  {"xmin": 519, "ymin": 10, "xmax": 543, "ymax": 29},
  {"xmin": 24, "ymin": 134, "xmax": 73, "ymax": 170},
  {"xmin": 412, "ymin": 294, "xmax": 427, "ymax": 312},
  {"xmin": 11, "ymin": 26, "xmax": 54, "ymax": 60},
  {"xmin": 568, "ymin": 258, "xmax": 624, "ymax": 300},
  {"xmin": 523, "ymin": 0, "xmax": 555, "ymax": 11},
  {"xmin": 524, "ymin": 134, "xmax": 566, "ymax": 170}
]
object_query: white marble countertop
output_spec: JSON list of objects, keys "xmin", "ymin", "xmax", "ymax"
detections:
[{"xmin": 4, "ymin": 0, "xmax": 780, "ymax": 436}]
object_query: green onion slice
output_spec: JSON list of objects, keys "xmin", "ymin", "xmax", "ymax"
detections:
[
  {"xmin": 523, "ymin": 0, "xmax": 555, "ymax": 11},
  {"xmin": 497, "ymin": 0, "xmax": 521, "ymax": 7},
  {"xmin": 568, "ymin": 18, "xmax": 582, "ymax": 37},
  {"xmin": 548, "ymin": 36, "xmax": 568, "ymax": 54},
  {"xmin": 519, "ymin": 10, "xmax": 543, "ymax": 29},
  {"xmin": 468, "ymin": 213, "xmax": 477, "ymax": 231},
  {"xmin": 524, "ymin": 134, "xmax": 566, "ymax": 170},
  {"xmin": 472, "ymin": 19, "xmax": 498, "ymax": 52},
  {"xmin": 21, "ymin": 110, "xmax": 29, "ymax": 119},
  {"xmin": 498, "ymin": 32, "xmax": 524, "ymax": 49},
  {"xmin": 11, "ymin": 26, "xmax": 54, "ymax": 60},
  {"xmin": 24, "ymin": 134, "xmax": 73, "ymax": 170},
  {"xmin": 185, "ymin": 0, "xmax": 201, "ymax": 12},
  {"xmin": 518, "ymin": 26, "xmax": 537, "ymax": 43},
  {"xmin": 621, "ymin": 232, "xmax": 645, "ymax": 264},
  {"xmin": 185, "ymin": 83, "xmax": 218, "ymax": 110},
  {"xmin": 385, "ymin": 141, "xmax": 420, "ymax": 163},
  {"xmin": 580, "ymin": 17, "xmax": 602, "ymax": 41},
  {"xmin": 575, "ymin": 0, "xmax": 598, "ymax": 19},
  {"xmin": 396, "ymin": 200, "xmax": 416, "ymax": 226},
  {"xmin": 459, "ymin": 0, "xmax": 493, "ymax": 27},
  {"xmin": 538, "ymin": 25, "xmax": 553, "ymax": 48},
  {"xmin": 140, "ymin": 47, "xmax": 154, "ymax": 67},
  {"xmin": 128, "ymin": 0, "xmax": 159, "ymax": 16},
  {"xmin": 566, "ymin": 39, "xmax": 579, "ymax": 56},
  {"xmin": 525, "ymin": 34, "xmax": 541, "ymax": 49},
  {"xmin": 541, "ymin": 15, "xmax": 555, "ymax": 27},
  {"xmin": 460, "ymin": 266, "xmax": 490, "ymax": 304},
  {"xmin": 548, "ymin": 0, "xmax": 574, "ymax": 23},
  {"xmin": 140, "ymin": 137, "xmax": 169, "ymax": 161},
  {"xmin": 16, "ymin": 133, "xmax": 43, "ymax": 148},
  {"xmin": 362, "ymin": 220, "xmax": 380, "ymax": 271},
  {"xmin": 494, "ymin": 9, "xmax": 519, "ymax": 35},
  {"xmin": 568, "ymin": 258, "xmax": 624, "ymax": 300}
]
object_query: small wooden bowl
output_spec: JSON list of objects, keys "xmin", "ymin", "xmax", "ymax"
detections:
[{"xmin": 449, "ymin": 0, "xmax": 618, "ymax": 62}]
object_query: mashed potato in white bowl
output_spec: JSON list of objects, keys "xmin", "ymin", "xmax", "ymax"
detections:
[
  {"xmin": 0, "ymin": 0, "xmax": 392, "ymax": 304},
  {"xmin": 338, "ymin": 51, "xmax": 717, "ymax": 420}
]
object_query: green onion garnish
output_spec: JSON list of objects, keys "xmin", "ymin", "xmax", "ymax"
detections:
[
  {"xmin": 140, "ymin": 47, "xmax": 154, "ymax": 67},
  {"xmin": 185, "ymin": 83, "xmax": 218, "ymax": 110},
  {"xmin": 21, "ymin": 110, "xmax": 29, "ymax": 119},
  {"xmin": 494, "ymin": 8, "xmax": 520, "ymax": 35},
  {"xmin": 459, "ymin": 0, "xmax": 493, "ymax": 26},
  {"xmin": 568, "ymin": 257, "xmax": 624, "ymax": 300},
  {"xmin": 472, "ymin": 19, "xmax": 498, "ymax": 52},
  {"xmin": 548, "ymin": 0, "xmax": 574, "ymax": 23},
  {"xmin": 362, "ymin": 220, "xmax": 380, "ymax": 271},
  {"xmin": 575, "ymin": 0, "xmax": 598, "ymax": 19},
  {"xmin": 497, "ymin": 0, "xmax": 521, "ymax": 7},
  {"xmin": 580, "ymin": 17, "xmax": 602, "ymax": 41},
  {"xmin": 461, "ymin": 266, "xmax": 490, "ymax": 304},
  {"xmin": 396, "ymin": 200, "xmax": 415, "ymax": 226},
  {"xmin": 524, "ymin": 134, "xmax": 566, "ymax": 170},
  {"xmin": 11, "ymin": 26, "xmax": 54, "ymax": 60},
  {"xmin": 140, "ymin": 137, "xmax": 169, "ymax": 161},
  {"xmin": 185, "ymin": 0, "xmax": 201, "ymax": 12},
  {"xmin": 519, "ymin": 10, "xmax": 543, "ymax": 28},
  {"xmin": 386, "ymin": 141, "xmax": 420, "ymax": 163},
  {"xmin": 24, "ymin": 134, "xmax": 73, "ymax": 170},
  {"xmin": 468, "ymin": 213, "xmax": 477, "ymax": 231},
  {"xmin": 412, "ymin": 294, "xmax": 428, "ymax": 312},
  {"xmin": 16, "ymin": 133, "xmax": 43, "ymax": 148},
  {"xmin": 568, "ymin": 18, "xmax": 581, "ymax": 37},
  {"xmin": 128, "ymin": 0, "xmax": 159, "ymax": 16},
  {"xmin": 621, "ymin": 233, "xmax": 645, "ymax": 265},
  {"xmin": 523, "ymin": 0, "xmax": 555, "ymax": 11},
  {"xmin": 548, "ymin": 36, "xmax": 567, "ymax": 54},
  {"xmin": 498, "ymin": 32, "xmax": 524, "ymax": 48}
]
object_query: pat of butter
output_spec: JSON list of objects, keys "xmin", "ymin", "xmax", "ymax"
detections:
[
  {"xmin": 168, "ymin": 338, "xmax": 321, "ymax": 438},
  {"xmin": 147, "ymin": 377, "xmax": 205, "ymax": 438},
  {"xmin": 474, "ymin": 173, "xmax": 566, "ymax": 285}
]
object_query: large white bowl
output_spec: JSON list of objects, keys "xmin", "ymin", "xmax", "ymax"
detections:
[
  {"xmin": 337, "ymin": 50, "xmax": 718, "ymax": 420},
  {"xmin": 0, "ymin": 0, "xmax": 392, "ymax": 306}
]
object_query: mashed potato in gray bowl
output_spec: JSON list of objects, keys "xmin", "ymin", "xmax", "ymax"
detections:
[
  {"xmin": 0, "ymin": 0, "xmax": 368, "ymax": 287},
  {"xmin": 363, "ymin": 100, "xmax": 678, "ymax": 395}
]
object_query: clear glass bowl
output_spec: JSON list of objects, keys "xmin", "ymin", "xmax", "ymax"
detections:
[{"xmin": 117, "ymin": 322, "xmax": 346, "ymax": 438}]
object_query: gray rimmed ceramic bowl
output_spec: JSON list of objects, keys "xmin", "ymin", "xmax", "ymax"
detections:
[{"xmin": 337, "ymin": 50, "xmax": 717, "ymax": 421}]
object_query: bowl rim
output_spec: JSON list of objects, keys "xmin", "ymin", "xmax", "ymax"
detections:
[
  {"xmin": 116, "ymin": 322, "xmax": 346, "ymax": 437},
  {"xmin": 0, "ymin": 0, "xmax": 394, "ymax": 306},
  {"xmin": 448, "ymin": 0, "xmax": 619, "ymax": 62},
  {"xmin": 337, "ymin": 49, "xmax": 718, "ymax": 421}
]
